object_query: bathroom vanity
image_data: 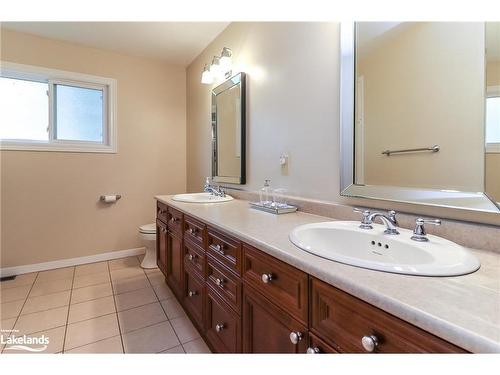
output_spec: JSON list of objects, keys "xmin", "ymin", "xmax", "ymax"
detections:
[{"xmin": 154, "ymin": 196, "xmax": 500, "ymax": 353}]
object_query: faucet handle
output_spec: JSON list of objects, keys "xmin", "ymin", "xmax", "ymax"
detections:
[
  {"xmin": 411, "ymin": 218, "xmax": 441, "ymax": 242},
  {"xmin": 387, "ymin": 210, "xmax": 398, "ymax": 225},
  {"xmin": 353, "ymin": 208, "xmax": 373, "ymax": 229}
]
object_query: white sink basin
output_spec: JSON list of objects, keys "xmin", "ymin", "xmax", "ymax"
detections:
[
  {"xmin": 172, "ymin": 192, "xmax": 233, "ymax": 203},
  {"xmin": 289, "ymin": 221, "xmax": 480, "ymax": 276}
]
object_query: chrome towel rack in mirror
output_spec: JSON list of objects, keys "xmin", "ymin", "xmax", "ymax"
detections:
[{"xmin": 382, "ymin": 145, "xmax": 440, "ymax": 156}]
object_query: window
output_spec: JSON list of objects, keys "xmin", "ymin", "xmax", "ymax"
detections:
[
  {"xmin": 0, "ymin": 62, "xmax": 116, "ymax": 153},
  {"xmin": 486, "ymin": 86, "xmax": 500, "ymax": 153}
]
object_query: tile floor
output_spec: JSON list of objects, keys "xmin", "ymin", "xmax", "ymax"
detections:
[{"xmin": 0, "ymin": 256, "xmax": 211, "ymax": 354}]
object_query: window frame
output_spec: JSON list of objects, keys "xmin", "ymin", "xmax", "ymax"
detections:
[
  {"xmin": 486, "ymin": 85, "xmax": 500, "ymax": 154},
  {"xmin": 0, "ymin": 61, "xmax": 117, "ymax": 153}
]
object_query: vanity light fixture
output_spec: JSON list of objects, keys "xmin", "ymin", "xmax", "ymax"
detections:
[
  {"xmin": 201, "ymin": 64, "xmax": 213, "ymax": 84},
  {"xmin": 201, "ymin": 47, "xmax": 233, "ymax": 84}
]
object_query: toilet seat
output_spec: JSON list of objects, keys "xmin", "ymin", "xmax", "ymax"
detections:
[{"xmin": 139, "ymin": 223, "xmax": 156, "ymax": 234}]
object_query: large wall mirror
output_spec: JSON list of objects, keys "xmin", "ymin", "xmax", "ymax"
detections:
[
  {"xmin": 211, "ymin": 72, "xmax": 246, "ymax": 184},
  {"xmin": 340, "ymin": 22, "xmax": 500, "ymax": 214}
]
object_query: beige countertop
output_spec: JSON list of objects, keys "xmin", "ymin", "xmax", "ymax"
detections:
[{"xmin": 155, "ymin": 195, "xmax": 500, "ymax": 353}]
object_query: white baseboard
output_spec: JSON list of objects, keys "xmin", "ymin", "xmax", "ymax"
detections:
[{"xmin": 0, "ymin": 247, "xmax": 146, "ymax": 278}]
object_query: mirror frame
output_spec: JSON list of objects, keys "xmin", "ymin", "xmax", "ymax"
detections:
[
  {"xmin": 211, "ymin": 72, "xmax": 246, "ymax": 185},
  {"xmin": 339, "ymin": 22, "xmax": 500, "ymax": 214}
]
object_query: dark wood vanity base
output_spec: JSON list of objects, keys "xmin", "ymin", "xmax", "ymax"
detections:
[{"xmin": 156, "ymin": 201, "xmax": 466, "ymax": 354}]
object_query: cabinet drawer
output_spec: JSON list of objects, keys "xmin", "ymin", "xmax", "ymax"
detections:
[
  {"xmin": 184, "ymin": 239, "xmax": 205, "ymax": 278},
  {"xmin": 206, "ymin": 288, "xmax": 241, "ymax": 353},
  {"xmin": 184, "ymin": 215, "xmax": 206, "ymax": 247},
  {"xmin": 157, "ymin": 202, "xmax": 168, "ymax": 224},
  {"xmin": 242, "ymin": 244, "xmax": 308, "ymax": 324},
  {"xmin": 207, "ymin": 256, "xmax": 242, "ymax": 314},
  {"xmin": 242, "ymin": 286, "xmax": 308, "ymax": 353},
  {"xmin": 307, "ymin": 333, "xmax": 339, "ymax": 354},
  {"xmin": 207, "ymin": 227, "xmax": 242, "ymax": 275},
  {"xmin": 167, "ymin": 206, "xmax": 183, "ymax": 235},
  {"xmin": 183, "ymin": 265, "xmax": 205, "ymax": 330},
  {"xmin": 310, "ymin": 278, "xmax": 466, "ymax": 353}
]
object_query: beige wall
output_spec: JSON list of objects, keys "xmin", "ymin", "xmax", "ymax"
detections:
[
  {"xmin": 487, "ymin": 61, "xmax": 500, "ymax": 86},
  {"xmin": 1, "ymin": 29, "xmax": 187, "ymax": 268},
  {"xmin": 187, "ymin": 22, "xmax": 339, "ymax": 199},
  {"xmin": 187, "ymin": 22, "xmax": 500, "ymax": 226},
  {"xmin": 357, "ymin": 23, "xmax": 485, "ymax": 191}
]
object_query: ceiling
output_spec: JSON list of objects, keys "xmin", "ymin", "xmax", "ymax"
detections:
[{"xmin": 2, "ymin": 22, "xmax": 230, "ymax": 66}]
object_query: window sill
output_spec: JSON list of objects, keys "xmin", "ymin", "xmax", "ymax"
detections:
[
  {"xmin": 0, "ymin": 141, "xmax": 117, "ymax": 153},
  {"xmin": 486, "ymin": 143, "xmax": 500, "ymax": 154}
]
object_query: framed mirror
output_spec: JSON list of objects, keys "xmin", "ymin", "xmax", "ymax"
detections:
[
  {"xmin": 211, "ymin": 72, "xmax": 246, "ymax": 184},
  {"xmin": 340, "ymin": 22, "xmax": 500, "ymax": 214}
]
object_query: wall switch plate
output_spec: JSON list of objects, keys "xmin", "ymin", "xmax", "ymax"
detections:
[{"xmin": 279, "ymin": 153, "xmax": 289, "ymax": 166}]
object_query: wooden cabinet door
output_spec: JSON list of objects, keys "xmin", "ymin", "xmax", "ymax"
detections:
[
  {"xmin": 206, "ymin": 288, "xmax": 241, "ymax": 353},
  {"xmin": 156, "ymin": 219, "xmax": 168, "ymax": 276},
  {"xmin": 166, "ymin": 230, "xmax": 183, "ymax": 298},
  {"xmin": 183, "ymin": 265, "xmax": 205, "ymax": 331},
  {"xmin": 242, "ymin": 286, "xmax": 308, "ymax": 353}
]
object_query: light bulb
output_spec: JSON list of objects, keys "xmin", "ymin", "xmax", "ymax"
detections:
[
  {"xmin": 201, "ymin": 64, "xmax": 213, "ymax": 84},
  {"xmin": 209, "ymin": 56, "xmax": 222, "ymax": 80},
  {"xmin": 219, "ymin": 47, "xmax": 233, "ymax": 73}
]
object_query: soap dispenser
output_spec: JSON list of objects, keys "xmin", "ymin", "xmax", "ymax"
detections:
[{"xmin": 259, "ymin": 179, "xmax": 272, "ymax": 207}]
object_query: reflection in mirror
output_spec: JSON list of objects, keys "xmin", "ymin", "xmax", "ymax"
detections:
[
  {"xmin": 485, "ymin": 22, "xmax": 500, "ymax": 206},
  {"xmin": 211, "ymin": 72, "xmax": 246, "ymax": 184},
  {"xmin": 340, "ymin": 22, "xmax": 500, "ymax": 213}
]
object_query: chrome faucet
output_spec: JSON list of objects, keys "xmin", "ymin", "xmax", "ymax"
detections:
[
  {"xmin": 411, "ymin": 218, "xmax": 441, "ymax": 242},
  {"xmin": 354, "ymin": 209, "xmax": 399, "ymax": 235},
  {"xmin": 204, "ymin": 177, "xmax": 226, "ymax": 197}
]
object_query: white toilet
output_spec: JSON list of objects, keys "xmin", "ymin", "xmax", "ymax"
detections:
[{"xmin": 139, "ymin": 223, "xmax": 157, "ymax": 269}]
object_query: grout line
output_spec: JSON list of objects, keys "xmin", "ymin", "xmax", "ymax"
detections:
[
  {"xmin": 143, "ymin": 266, "xmax": 185, "ymax": 348},
  {"xmin": 1, "ymin": 272, "xmax": 40, "ymax": 354},
  {"xmin": 62, "ymin": 334, "xmax": 122, "ymax": 353},
  {"xmin": 65, "ymin": 312, "xmax": 116, "ymax": 327},
  {"xmin": 15, "ymin": 290, "xmax": 164, "ymax": 326},
  {"xmin": 69, "ymin": 294, "xmax": 114, "ymax": 308},
  {"xmin": 60, "ymin": 267, "xmax": 76, "ymax": 354},
  {"xmin": 63, "ymin": 309, "xmax": 171, "ymax": 353},
  {"xmin": 120, "ymin": 318, "xmax": 171, "ymax": 337},
  {"xmin": 108, "ymin": 261, "xmax": 125, "ymax": 354},
  {"xmin": 18, "ymin": 302, "xmax": 70, "ymax": 318},
  {"xmin": 1, "ymin": 256, "xmax": 169, "ymax": 354},
  {"xmin": 156, "ymin": 343, "xmax": 186, "ymax": 354}
]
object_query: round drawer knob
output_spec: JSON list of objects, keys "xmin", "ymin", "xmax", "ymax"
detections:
[
  {"xmin": 214, "ymin": 244, "xmax": 225, "ymax": 255},
  {"xmin": 215, "ymin": 278, "xmax": 224, "ymax": 287},
  {"xmin": 361, "ymin": 335, "xmax": 379, "ymax": 352},
  {"xmin": 188, "ymin": 228, "xmax": 193, "ymax": 234},
  {"xmin": 306, "ymin": 347, "xmax": 320, "ymax": 354},
  {"xmin": 289, "ymin": 331, "xmax": 303, "ymax": 345},
  {"xmin": 187, "ymin": 254, "xmax": 194, "ymax": 261},
  {"xmin": 261, "ymin": 273, "xmax": 273, "ymax": 283},
  {"xmin": 170, "ymin": 217, "xmax": 179, "ymax": 223},
  {"xmin": 215, "ymin": 323, "xmax": 225, "ymax": 332},
  {"xmin": 188, "ymin": 290, "xmax": 198, "ymax": 297}
]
